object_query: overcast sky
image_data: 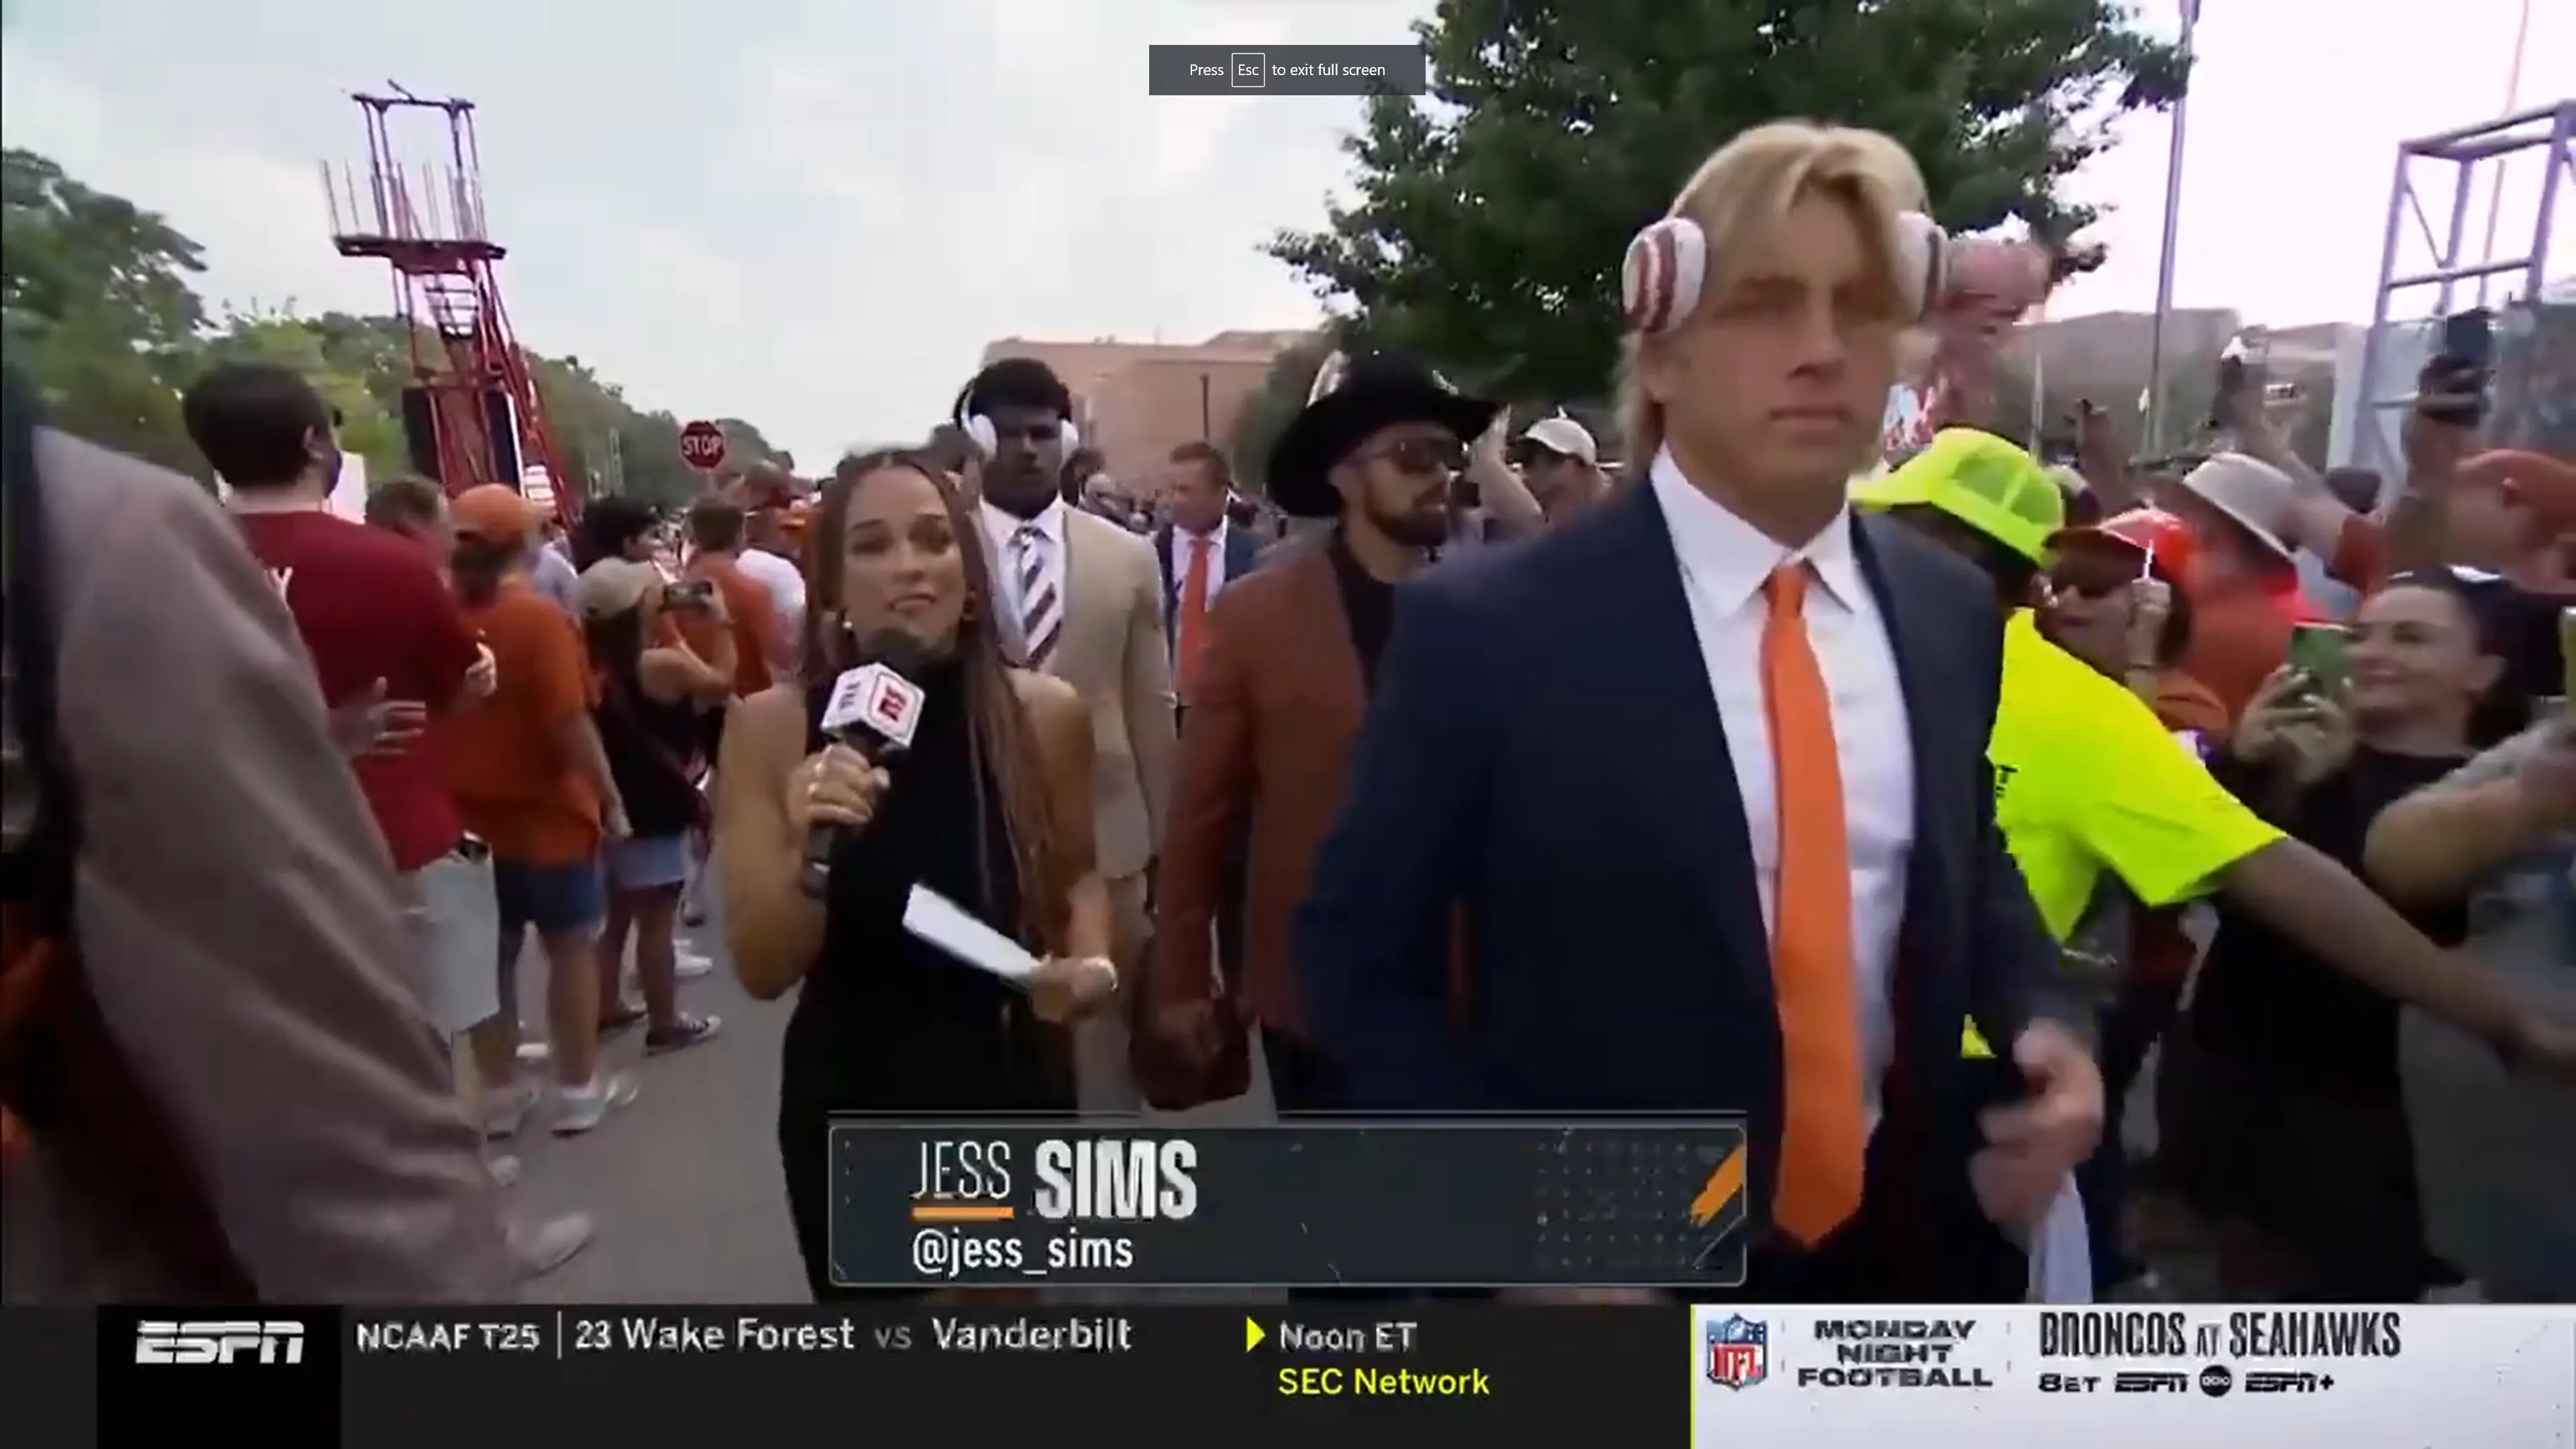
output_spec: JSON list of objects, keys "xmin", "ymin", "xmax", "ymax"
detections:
[{"xmin": 5, "ymin": 0, "xmax": 2569, "ymax": 464}]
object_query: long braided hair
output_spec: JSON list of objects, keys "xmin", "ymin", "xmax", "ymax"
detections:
[{"xmin": 800, "ymin": 450, "xmax": 1068, "ymax": 951}]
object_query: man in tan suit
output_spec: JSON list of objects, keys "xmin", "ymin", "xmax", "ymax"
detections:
[
  {"xmin": 1142, "ymin": 354, "xmax": 1485, "ymax": 1114},
  {"xmin": 1, "ymin": 374, "xmax": 513, "ymax": 1301},
  {"xmin": 962, "ymin": 359, "xmax": 1175, "ymax": 1112}
]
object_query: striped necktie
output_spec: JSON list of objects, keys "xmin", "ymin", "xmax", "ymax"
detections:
[{"xmin": 1014, "ymin": 524, "xmax": 1061, "ymax": 669}]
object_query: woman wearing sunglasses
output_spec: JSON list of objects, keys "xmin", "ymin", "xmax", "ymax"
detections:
[{"xmin": 2039, "ymin": 508, "xmax": 2229, "ymax": 746}]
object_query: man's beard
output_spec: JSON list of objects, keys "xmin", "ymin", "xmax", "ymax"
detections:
[{"xmin": 1366, "ymin": 495, "xmax": 1450, "ymax": 551}]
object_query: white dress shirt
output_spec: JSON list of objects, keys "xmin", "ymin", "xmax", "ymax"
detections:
[
  {"xmin": 1166, "ymin": 518, "xmax": 1234, "ymax": 610},
  {"xmin": 1649, "ymin": 448, "xmax": 1915, "ymax": 1122},
  {"xmin": 981, "ymin": 496, "xmax": 1068, "ymax": 639},
  {"xmin": 737, "ymin": 546, "xmax": 807, "ymax": 627}
]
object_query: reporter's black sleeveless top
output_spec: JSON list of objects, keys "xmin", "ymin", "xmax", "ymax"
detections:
[{"xmin": 776, "ymin": 655, "xmax": 1075, "ymax": 1116}]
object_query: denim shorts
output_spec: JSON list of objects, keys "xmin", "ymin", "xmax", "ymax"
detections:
[
  {"xmin": 604, "ymin": 833, "xmax": 692, "ymax": 892},
  {"xmin": 492, "ymin": 857, "xmax": 606, "ymax": 936}
]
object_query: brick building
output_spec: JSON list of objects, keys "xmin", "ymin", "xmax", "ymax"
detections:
[{"xmin": 977, "ymin": 329, "xmax": 1311, "ymax": 494}]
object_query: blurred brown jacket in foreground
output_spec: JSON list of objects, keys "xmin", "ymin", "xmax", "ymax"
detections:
[{"xmin": 1, "ymin": 427, "xmax": 512, "ymax": 1303}]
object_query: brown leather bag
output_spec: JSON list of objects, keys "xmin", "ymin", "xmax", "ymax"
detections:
[{"xmin": 1130, "ymin": 929, "xmax": 1253, "ymax": 1111}]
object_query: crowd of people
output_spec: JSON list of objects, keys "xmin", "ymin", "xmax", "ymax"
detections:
[{"xmin": 1, "ymin": 117, "xmax": 2569, "ymax": 1309}]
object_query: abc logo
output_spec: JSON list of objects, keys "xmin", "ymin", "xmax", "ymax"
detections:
[{"xmin": 2198, "ymin": 1365, "xmax": 2234, "ymax": 1397}]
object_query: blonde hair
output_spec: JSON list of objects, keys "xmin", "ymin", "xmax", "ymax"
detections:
[{"xmin": 1615, "ymin": 121, "xmax": 1928, "ymax": 464}]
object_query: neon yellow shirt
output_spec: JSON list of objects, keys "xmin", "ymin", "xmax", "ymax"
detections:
[{"xmin": 1963, "ymin": 611, "xmax": 2284, "ymax": 1058}]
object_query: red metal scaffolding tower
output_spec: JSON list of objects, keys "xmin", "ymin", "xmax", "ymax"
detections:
[{"xmin": 321, "ymin": 90, "xmax": 576, "ymax": 523}]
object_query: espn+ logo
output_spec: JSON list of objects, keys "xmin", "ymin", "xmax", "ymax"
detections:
[{"xmin": 134, "ymin": 1320, "xmax": 306, "ymax": 1364}]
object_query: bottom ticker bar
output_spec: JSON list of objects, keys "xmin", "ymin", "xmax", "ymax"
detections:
[
  {"xmin": 332, "ymin": 1305, "xmax": 1681, "ymax": 1448},
  {"xmin": 77, "ymin": 1301, "xmax": 2568, "ymax": 1448}
]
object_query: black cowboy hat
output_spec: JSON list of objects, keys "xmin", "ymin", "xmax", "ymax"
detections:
[{"xmin": 1266, "ymin": 352, "xmax": 1499, "ymax": 519}]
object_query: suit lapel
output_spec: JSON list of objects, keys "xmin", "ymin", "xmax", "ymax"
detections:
[
  {"xmin": 1594, "ymin": 485, "xmax": 1771, "ymax": 984},
  {"xmin": 1851, "ymin": 515, "xmax": 1959, "ymax": 1044},
  {"xmin": 1154, "ymin": 525, "xmax": 1178, "ymax": 636},
  {"xmin": 1057, "ymin": 511, "xmax": 1105, "ymax": 682},
  {"xmin": 1279, "ymin": 546, "xmax": 1366, "ymax": 733}
]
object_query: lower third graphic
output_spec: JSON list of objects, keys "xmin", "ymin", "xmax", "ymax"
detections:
[{"xmin": 1706, "ymin": 1314, "xmax": 1768, "ymax": 1389}]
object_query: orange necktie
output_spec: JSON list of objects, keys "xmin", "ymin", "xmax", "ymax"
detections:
[
  {"xmin": 1176, "ymin": 534, "xmax": 1214, "ymax": 700},
  {"xmin": 1759, "ymin": 565, "xmax": 1867, "ymax": 1244}
]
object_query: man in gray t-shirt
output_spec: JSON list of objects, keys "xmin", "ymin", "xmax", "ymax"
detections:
[
  {"xmin": 2394, "ymin": 718, "xmax": 2575, "ymax": 1301},
  {"xmin": 2442, "ymin": 718, "xmax": 2576, "ymax": 965}
]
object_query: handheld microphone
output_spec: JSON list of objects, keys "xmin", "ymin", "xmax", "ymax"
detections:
[{"xmin": 798, "ymin": 631, "xmax": 929, "ymax": 899}]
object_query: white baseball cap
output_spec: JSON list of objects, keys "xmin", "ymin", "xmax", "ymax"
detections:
[
  {"xmin": 1521, "ymin": 416, "xmax": 1599, "ymax": 466},
  {"xmin": 2174, "ymin": 451, "xmax": 2298, "ymax": 561}
]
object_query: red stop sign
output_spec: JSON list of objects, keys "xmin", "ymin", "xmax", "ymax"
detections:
[{"xmin": 678, "ymin": 420, "xmax": 728, "ymax": 472}]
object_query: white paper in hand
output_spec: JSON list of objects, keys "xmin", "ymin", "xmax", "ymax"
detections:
[
  {"xmin": 820, "ymin": 663, "xmax": 927, "ymax": 750},
  {"xmin": 903, "ymin": 884, "xmax": 1036, "ymax": 984}
]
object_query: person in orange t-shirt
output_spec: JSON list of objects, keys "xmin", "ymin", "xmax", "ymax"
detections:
[
  {"xmin": 2157, "ymin": 453, "xmax": 2327, "ymax": 721},
  {"xmin": 443, "ymin": 485, "xmax": 638, "ymax": 1138},
  {"xmin": 678, "ymin": 494, "xmax": 786, "ymax": 751},
  {"xmin": 684, "ymin": 494, "xmax": 784, "ymax": 691}
]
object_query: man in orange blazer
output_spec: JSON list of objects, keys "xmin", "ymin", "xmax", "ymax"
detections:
[{"xmin": 1138, "ymin": 354, "xmax": 1493, "ymax": 1112}]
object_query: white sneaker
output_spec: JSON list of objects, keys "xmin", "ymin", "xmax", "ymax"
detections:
[
  {"xmin": 481, "ymin": 1081, "xmax": 536, "ymax": 1140},
  {"xmin": 552, "ymin": 1072, "xmax": 638, "ymax": 1136},
  {"xmin": 515, "ymin": 1040, "xmax": 551, "ymax": 1067},
  {"xmin": 511, "ymin": 1212, "xmax": 595, "ymax": 1279},
  {"xmin": 675, "ymin": 945, "xmax": 716, "ymax": 980},
  {"xmin": 487, "ymin": 1153, "xmax": 522, "ymax": 1189}
]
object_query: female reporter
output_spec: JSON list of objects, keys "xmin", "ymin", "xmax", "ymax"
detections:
[{"xmin": 709, "ymin": 448, "xmax": 1118, "ymax": 1301}]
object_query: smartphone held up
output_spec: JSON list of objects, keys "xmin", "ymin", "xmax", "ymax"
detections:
[
  {"xmin": 2285, "ymin": 622, "xmax": 2351, "ymax": 696},
  {"xmin": 2421, "ymin": 309, "xmax": 2494, "ymax": 429}
]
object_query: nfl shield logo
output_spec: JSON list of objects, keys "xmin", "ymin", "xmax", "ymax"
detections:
[{"xmin": 1705, "ymin": 1315, "xmax": 1768, "ymax": 1389}]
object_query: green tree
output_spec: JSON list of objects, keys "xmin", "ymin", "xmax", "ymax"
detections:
[
  {"xmin": 1267, "ymin": 0, "xmax": 2189, "ymax": 405},
  {"xmin": 3, "ymin": 148, "xmax": 212, "ymax": 470}
]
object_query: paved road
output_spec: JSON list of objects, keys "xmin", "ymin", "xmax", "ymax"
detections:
[
  {"xmin": 499, "ymin": 922, "xmax": 808, "ymax": 1303},
  {"xmin": 495, "ymin": 922, "xmax": 1279, "ymax": 1303}
]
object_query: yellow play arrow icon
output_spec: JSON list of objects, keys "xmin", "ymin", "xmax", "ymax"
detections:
[{"xmin": 1244, "ymin": 1318, "xmax": 1267, "ymax": 1352}]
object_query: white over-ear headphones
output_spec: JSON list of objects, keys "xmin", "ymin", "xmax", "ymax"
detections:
[
  {"xmin": 1619, "ymin": 209, "xmax": 1949, "ymax": 336},
  {"xmin": 954, "ymin": 382, "xmax": 1079, "ymax": 459}
]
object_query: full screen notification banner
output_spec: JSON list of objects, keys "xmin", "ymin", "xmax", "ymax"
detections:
[{"xmin": 826, "ymin": 1118, "xmax": 1751, "ymax": 1289}]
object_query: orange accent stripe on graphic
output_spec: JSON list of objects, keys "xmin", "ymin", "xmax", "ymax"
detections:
[
  {"xmin": 910, "ymin": 1204, "xmax": 1016, "ymax": 1224},
  {"xmin": 1688, "ymin": 1146, "xmax": 1748, "ymax": 1227}
]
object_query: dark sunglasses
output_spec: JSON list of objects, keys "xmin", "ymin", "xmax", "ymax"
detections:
[
  {"xmin": 2047, "ymin": 541, "xmax": 2156, "ymax": 599},
  {"xmin": 1354, "ymin": 439, "xmax": 1466, "ymax": 478}
]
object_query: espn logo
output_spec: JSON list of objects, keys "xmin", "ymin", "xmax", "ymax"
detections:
[{"xmin": 134, "ymin": 1320, "xmax": 306, "ymax": 1364}]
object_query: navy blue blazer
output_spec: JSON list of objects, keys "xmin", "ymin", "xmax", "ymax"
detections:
[
  {"xmin": 1156, "ymin": 523, "xmax": 1265, "ymax": 643},
  {"xmin": 1292, "ymin": 482, "xmax": 2074, "ymax": 1218}
]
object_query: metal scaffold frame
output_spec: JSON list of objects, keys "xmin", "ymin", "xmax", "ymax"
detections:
[
  {"xmin": 320, "ymin": 89, "xmax": 576, "ymax": 522},
  {"xmin": 2351, "ymin": 99, "xmax": 2574, "ymax": 480}
]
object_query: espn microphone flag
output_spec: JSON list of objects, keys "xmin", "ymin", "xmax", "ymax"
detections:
[
  {"xmin": 800, "ymin": 652, "xmax": 930, "ymax": 899},
  {"xmin": 820, "ymin": 663, "xmax": 926, "ymax": 749}
]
